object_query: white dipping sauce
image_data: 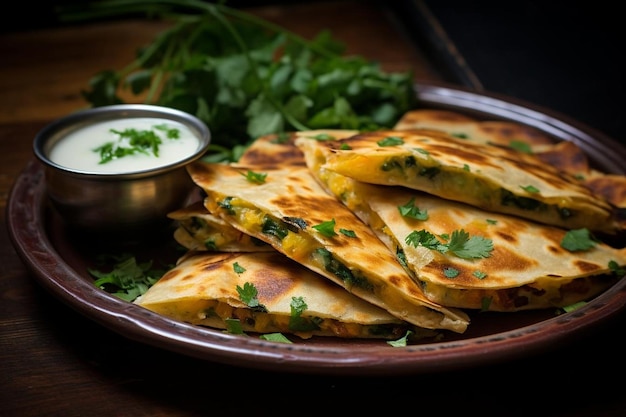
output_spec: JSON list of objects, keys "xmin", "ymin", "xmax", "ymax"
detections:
[{"xmin": 48, "ymin": 117, "xmax": 200, "ymax": 173}]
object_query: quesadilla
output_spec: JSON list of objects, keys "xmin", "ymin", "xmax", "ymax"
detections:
[
  {"xmin": 185, "ymin": 156, "xmax": 470, "ymax": 333},
  {"xmin": 394, "ymin": 109, "xmax": 626, "ymax": 211},
  {"xmin": 311, "ymin": 129, "xmax": 622, "ymax": 234},
  {"xmin": 168, "ymin": 201, "xmax": 272, "ymax": 252},
  {"xmin": 135, "ymin": 251, "xmax": 435, "ymax": 339},
  {"xmin": 295, "ymin": 133, "xmax": 626, "ymax": 311}
]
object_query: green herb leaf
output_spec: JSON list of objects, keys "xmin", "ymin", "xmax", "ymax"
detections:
[
  {"xmin": 561, "ymin": 301, "xmax": 587, "ymax": 313},
  {"xmin": 509, "ymin": 140, "xmax": 533, "ymax": 154},
  {"xmin": 312, "ymin": 218, "xmax": 338, "ymax": 237},
  {"xmin": 405, "ymin": 229, "xmax": 448, "ymax": 253},
  {"xmin": 288, "ymin": 296, "xmax": 320, "ymax": 332},
  {"xmin": 609, "ymin": 260, "xmax": 626, "ymax": 276},
  {"xmin": 405, "ymin": 228, "xmax": 493, "ymax": 259},
  {"xmin": 520, "ymin": 184, "xmax": 540, "ymax": 193},
  {"xmin": 339, "ymin": 228, "xmax": 356, "ymax": 238},
  {"xmin": 473, "ymin": 270, "xmax": 488, "ymax": 279},
  {"xmin": 241, "ymin": 169, "xmax": 267, "ymax": 184},
  {"xmin": 447, "ymin": 229, "xmax": 494, "ymax": 259},
  {"xmin": 225, "ymin": 318, "xmax": 244, "ymax": 334},
  {"xmin": 387, "ymin": 330, "xmax": 413, "ymax": 347},
  {"xmin": 443, "ymin": 267, "xmax": 459, "ymax": 278},
  {"xmin": 377, "ymin": 136, "xmax": 404, "ymax": 146},
  {"xmin": 233, "ymin": 262, "xmax": 246, "ymax": 274},
  {"xmin": 236, "ymin": 281, "xmax": 268, "ymax": 312},
  {"xmin": 398, "ymin": 197, "xmax": 428, "ymax": 220},
  {"xmin": 561, "ymin": 228, "xmax": 597, "ymax": 252},
  {"xmin": 260, "ymin": 333, "xmax": 293, "ymax": 343},
  {"xmin": 89, "ymin": 254, "xmax": 167, "ymax": 301}
]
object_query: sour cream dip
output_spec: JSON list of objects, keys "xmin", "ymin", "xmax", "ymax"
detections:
[{"xmin": 48, "ymin": 117, "xmax": 202, "ymax": 174}]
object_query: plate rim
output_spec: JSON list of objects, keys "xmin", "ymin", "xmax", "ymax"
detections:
[{"xmin": 8, "ymin": 82, "xmax": 626, "ymax": 376}]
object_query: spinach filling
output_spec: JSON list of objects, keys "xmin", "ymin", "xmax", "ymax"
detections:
[
  {"xmin": 381, "ymin": 155, "xmax": 442, "ymax": 179},
  {"xmin": 314, "ymin": 248, "xmax": 373, "ymax": 291},
  {"xmin": 262, "ymin": 216, "xmax": 289, "ymax": 239}
]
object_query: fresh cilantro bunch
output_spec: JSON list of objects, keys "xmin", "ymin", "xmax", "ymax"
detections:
[{"xmin": 61, "ymin": 0, "xmax": 417, "ymax": 153}]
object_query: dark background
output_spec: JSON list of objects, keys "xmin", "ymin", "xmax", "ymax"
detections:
[{"xmin": 3, "ymin": 0, "xmax": 624, "ymax": 143}]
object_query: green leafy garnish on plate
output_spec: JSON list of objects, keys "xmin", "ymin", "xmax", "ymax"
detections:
[{"xmin": 89, "ymin": 254, "xmax": 168, "ymax": 301}]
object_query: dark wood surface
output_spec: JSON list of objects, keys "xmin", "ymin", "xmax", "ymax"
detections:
[{"xmin": 2, "ymin": 2, "xmax": 626, "ymax": 416}]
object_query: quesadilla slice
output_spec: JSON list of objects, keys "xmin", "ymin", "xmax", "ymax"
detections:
[
  {"xmin": 135, "ymin": 251, "xmax": 436, "ymax": 340},
  {"xmin": 313, "ymin": 129, "xmax": 622, "ymax": 234},
  {"xmin": 295, "ymin": 134, "xmax": 626, "ymax": 311},
  {"xmin": 185, "ymin": 158, "xmax": 470, "ymax": 333},
  {"xmin": 394, "ymin": 109, "xmax": 626, "ymax": 212},
  {"xmin": 168, "ymin": 201, "xmax": 272, "ymax": 252}
]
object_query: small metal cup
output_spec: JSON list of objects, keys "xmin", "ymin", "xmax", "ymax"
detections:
[{"xmin": 33, "ymin": 104, "xmax": 211, "ymax": 237}]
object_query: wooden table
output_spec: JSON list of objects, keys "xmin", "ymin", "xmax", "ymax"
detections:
[{"xmin": 2, "ymin": 2, "xmax": 625, "ymax": 415}]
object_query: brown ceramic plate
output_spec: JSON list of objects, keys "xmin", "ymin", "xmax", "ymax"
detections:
[{"xmin": 8, "ymin": 82, "xmax": 626, "ymax": 376}]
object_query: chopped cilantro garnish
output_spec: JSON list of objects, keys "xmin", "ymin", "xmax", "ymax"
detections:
[
  {"xmin": 308, "ymin": 133, "xmax": 336, "ymax": 141},
  {"xmin": 89, "ymin": 254, "xmax": 167, "ymax": 302},
  {"xmin": 387, "ymin": 330, "xmax": 413, "ymax": 347},
  {"xmin": 609, "ymin": 260, "xmax": 626, "ymax": 276},
  {"xmin": 561, "ymin": 301, "xmax": 587, "ymax": 313},
  {"xmin": 312, "ymin": 218, "xmax": 338, "ymax": 237},
  {"xmin": 94, "ymin": 124, "xmax": 180, "ymax": 164},
  {"xmin": 561, "ymin": 228, "xmax": 597, "ymax": 252},
  {"xmin": 398, "ymin": 197, "xmax": 428, "ymax": 220},
  {"xmin": 339, "ymin": 228, "xmax": 357, "ymax": 238},
  {"xmin": 241, "ymin": 170, "xmax": 267, "ymax": 184},
  {"xmin": 405, "ymin": 229, "xmax": 448, "ymax": 252},
  {"xmin": 443, "ymin": 267, "xmax": 459, "ymax": 278},
  {"xmin": 473, "ymin": 270, "xmax": 488, "ymax": 279},
  {"xmin": 288, "ymin": 296, "xmax": 320, "ymax": 332},
  {"xmin": 225, "ymin": 318, "xmax": 244, "ymax": 334},
  {"xmin": 405, "ymin": 228, "xmax": 493, "ymax": 259},
  {"xmin": 236, "ymin": 282, "xmax": 267, "ymax": 312},
  {"xmin": 260, "ymin": 333, "xmax": 293, "ymax": 343},
  {"xmin": 509, "ymin": 140, "xmax": 533, "ymax": 154},
  {"xmin": 520, "ymin": 184, "xmax": 540, "ymax": 193},
  {"xmin": 233, "ymin": 262, "xmax": 246, "ymax": 274},
  {"xmin": 377, "ymin": 136, "xmax": 404, "ymax": 146},
  {"xmin": 447, "ymin": 229, "xmax": 494, "ymax": 259}
]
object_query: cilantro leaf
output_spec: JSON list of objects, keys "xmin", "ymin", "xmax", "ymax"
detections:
[
  {"xmin": 89, "ymin": 254, "xmax": 166, "ymax": 301},
  {"xmin": 387, "ymin": 330, "xmax": 413, "ymax": 347},
  {"xmin": 236, "ymin": 281, "xmax": 267, "ymax": 312},
  {"xmin": 288, "ymin": 296, "xmax": 320, "ymax": 332},
  {"xmin": 405, "ymin": 228, "xmax": 493, "ymax": 260},
  {"xmin": 225, "ymin": 318, "xmax": 244, "ymax": 334},
  {"xmin": 447, "ymin": 229, "xmax": 494, "ymax": 259},
  {"xmin": 312, "ymin": 218, "xmax": 338, "ymax": 237},
  {"xmin": 260, "ymin": 333, "xmax": 292, "ymax": 343},
  {"xmin": 241, "ymin": 169, "xmax": 267, "ymax": 184},
  {"xmin": 398, "ymin": 197, "xmax": 428, "ymax": 220},
  {"xmin": 561, "ymin": 228, "xmax": 597, "ymax": 252},
  {"xmin": 233, "ymin": 262, "xmax": 246, "ymax": 274},
  {"xmin": 377, "ymin": 136, "xmax": 404, "ymax": 146},
  {"xmin": 405, "ymin": 229, "xmax": 448, "ymax": 253}
]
